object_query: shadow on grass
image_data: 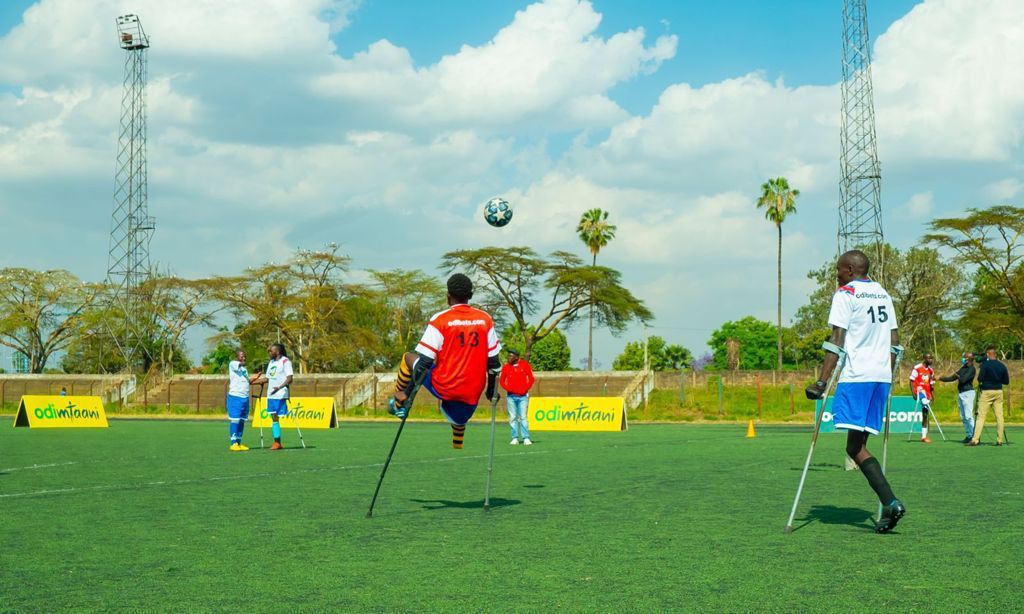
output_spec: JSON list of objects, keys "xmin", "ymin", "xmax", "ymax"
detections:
[
  {"xmin": 410, "ymin": 497, "xmax": 522, "ymax": 511},
  {"xmin": 790, "ymin": 462, "xmax": 843, "ymax": 471},
  {"xmin": 522, "ymin": 484, "xmax": 546, "ymax": 489},
  {"xmin": 790, "ymin": 505, "xmax": 875, "ymax": 533}
]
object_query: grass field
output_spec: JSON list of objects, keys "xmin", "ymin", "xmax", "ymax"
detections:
[{"xmin": 1, "ymin": 420, "xmax": 1021, "ymax": 612}]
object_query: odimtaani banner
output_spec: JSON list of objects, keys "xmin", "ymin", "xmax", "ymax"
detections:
[
  {"xmin": 815, "ymin": 396, "xmax": 920, "ymax": 434},
  {"xmin": 251, "ymin": 397, "xmax": 338, "ymax": 429},
  {"xmin": 13, "ymin": 396, "xmax": 109, "ymax": 428},
  {"xmin": 528, "ymin": 397, "xmax": 627, "ymax": 432}
]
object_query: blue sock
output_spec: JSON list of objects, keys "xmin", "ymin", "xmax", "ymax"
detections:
[
  {"xmin": 237, "ymin": 420, "xmax": 245, "ymax": 441},
  {"xmin": 272, "ymin": 421, "xmax": 282, "ymax": 441},
  {"xmin": 229, "ymin": 420, "xmax": 239, "ymax": 443}
]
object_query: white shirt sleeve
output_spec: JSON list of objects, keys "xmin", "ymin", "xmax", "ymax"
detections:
[
  {"xmin": 417, "ymin": 324, "xmax": 443, "ymax": 360},
  {"xmin": 827, "ymin": 290, "xmax": 853, "ymax": 330},
  {"xmin": 282, "ymin": 358, "xmax": 294, "ymax": 378},
  {"xmin": 886, "ymin": 297, "xmax": 899, "ymax": 330},
  {"xmin": 487, "ymin": 324, "xmax": 501, "ymax": 358}
]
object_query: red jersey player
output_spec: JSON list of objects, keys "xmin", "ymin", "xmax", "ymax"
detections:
[
  {"xmin": 909, "ymin": 353, "xmax": 936, "ymax": 443},
  {"xmin": 389, "ymin": 273, "xmax": 501, "ymax": 449}
]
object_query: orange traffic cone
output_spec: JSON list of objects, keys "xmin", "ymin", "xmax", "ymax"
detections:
[{"xmin": 746, "ymin": 420, "xmax": 756, "ymax": 438}]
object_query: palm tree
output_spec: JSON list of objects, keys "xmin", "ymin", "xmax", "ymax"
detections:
[
  {"xmin": 576, "ymin": 208, "xmax": 617, "ymax": 371},
  {"xmin": 756, "ymin": 177, "xmax": 799, "ymax": 372}
]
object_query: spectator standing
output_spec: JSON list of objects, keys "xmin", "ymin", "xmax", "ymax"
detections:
[
  {"xmin": 939, "ymin": 352, "xmax": 977, "ymax": 443},
  {"xmin": 967, "ymin": 345, "xmax": 1010, "ymax": 447},
  {"xmin": 500, "ymin": 349, "xmax": 535, "ymax": 446}
]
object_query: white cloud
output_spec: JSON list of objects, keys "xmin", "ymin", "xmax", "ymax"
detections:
[
  {"xmin": 901, "ymin": 192, "xmax": 935, "ymax": 218},
  {"xmin": 983, "ymin": 177, "xmax": 1024, "ymax": 201},
  {"xmin": 312, "ymin": 0, "xmax": 676, "ymax": 129}
]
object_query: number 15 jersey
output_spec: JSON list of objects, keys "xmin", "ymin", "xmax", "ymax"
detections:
[
  {"xmin": 416, "ymin": 304, "xmax": 501, "ymax": 404},
  {"xmin": 828, "ymin": 278, "xmax": 898, "ymax": 384}
]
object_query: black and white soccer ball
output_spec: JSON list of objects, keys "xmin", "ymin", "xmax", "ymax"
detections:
[{"xmin": 483, "ymin": 197, "xmax": 513, "ymax": 228}]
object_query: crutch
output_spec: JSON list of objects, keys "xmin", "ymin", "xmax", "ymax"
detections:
[
  {"xmin": 366, "ymin": 367, "xmax": 428, "ymax": 518},
  {"xmin": 292, "ymin": 402, "xmax": 307, "ymax": 449},
  {"xmin": 483, "ymin": 393, "xmax": 501, "ymax": 512},
  {"xmin": 785, "ymin": 343, "xmax": 847, "ymax": 533},
  {"xmin": 878, "ymin": 346, "xmax": 905, "ymax": 520}
]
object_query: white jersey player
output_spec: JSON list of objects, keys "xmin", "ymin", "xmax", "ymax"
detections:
[{"xmin": 805, "ymin": 250, "xmax": 905, "ymax": 534}]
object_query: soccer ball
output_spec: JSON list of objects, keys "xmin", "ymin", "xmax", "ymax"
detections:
[{"xmin": 483, "ymin": 197, "xmax": 513, "ymax": 227}]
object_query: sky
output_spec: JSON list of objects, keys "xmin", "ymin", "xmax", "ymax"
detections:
[{"xmin": 1, "ymin": 0, "xmax": 1022, "ymax": 368}]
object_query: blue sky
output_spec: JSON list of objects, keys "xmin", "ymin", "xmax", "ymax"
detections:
[{"xmin": 0, "ymin": 0, "xmax": 1021, "ymax": 368}]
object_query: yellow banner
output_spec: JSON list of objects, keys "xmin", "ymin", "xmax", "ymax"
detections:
[
  {"xmin": 528, "ymin": 397, "xmax": 626, "ymax": 432},
  {"xmin": 251, "ymin": 397, "xmax": 338, "ymax": 429},
  {"xmin": 13, "ymin": 396, "xmax": 109, "ymax": 428}
]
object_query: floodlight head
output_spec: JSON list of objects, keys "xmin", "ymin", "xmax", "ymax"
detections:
[{"xmin": 116, "ymin": 14, "xmax": 149, "ymax": 50}]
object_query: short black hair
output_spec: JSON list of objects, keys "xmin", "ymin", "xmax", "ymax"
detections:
[
  {"xmin": 507, "ymin": 348, "xmax": 520, "ymax": 356},
  {"xmin": 447, "ymin": 273, "xmax": 473, "ymax": 302},
  {"xmin": 840, "ymin": 250, "xmax": 870, "ymax": 275},
  {"xmin": 986, "ymin": 344, "xmax": 997, "ymax": 352}
]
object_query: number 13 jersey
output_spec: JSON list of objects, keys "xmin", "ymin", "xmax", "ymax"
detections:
[
  {"xmin": 416, "ymin": 304, "xmax": 501, "ymax": 404},
  {"xmin": 828, "ymin": 278, "xmax": 899, "ymax": 384}
]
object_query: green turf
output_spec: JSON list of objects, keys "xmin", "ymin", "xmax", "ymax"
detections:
[{"xmin": 1, "ymin": 420, "xmax": 1020, "ymax": 611}]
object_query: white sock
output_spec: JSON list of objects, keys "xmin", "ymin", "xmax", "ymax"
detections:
[{"xmin": 921, "ymin": 426, "xmax": 929, "ymax": 439}]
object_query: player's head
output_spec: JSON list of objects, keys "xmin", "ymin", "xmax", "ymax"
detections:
[
  {"xmin": 985, "ymin": 344, "xmax": 997, "ymax": 358},
  {"xmin": 922, "ymin": 353, "xmax": 933, "ymax": 366},
  {"xmin": 836, "ymin": 250, "xmax": 870, "ymax": 285},
  {"xmin": 268, "ymin": 343, "xmax": 286, "ymax": 359},
  {"xmin": 507, "ymin": 348, "xmax": 520, "ymax": 364},
  {"xmin": 447, "ymin": 273, "xmax": 473, "ymax": 305},
  {"xmin": 236, "ymin": 350, "xmax": 246, "ymax": 363},
  {"xmin": 962, "ymin": 351, "xmax": 974, "ymax": 364}
]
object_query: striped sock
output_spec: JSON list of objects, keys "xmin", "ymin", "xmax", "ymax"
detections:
[
  {"xmin": 395, "ymin": 359, "xmax": 412, "ymax": 396},
  {"xmin": 451, "ymin": 424, "xmax": 466, "ymax": 449}
]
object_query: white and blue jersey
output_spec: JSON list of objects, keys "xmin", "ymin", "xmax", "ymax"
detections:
[
  {"xmin": 265, "ymin": 356, "xmax": 293, "ymax": 416},
  {"xmin": 828, "ymin": 278, "xmax": 898, "ymax": 434},
  {"xmin": 226, "ymin": 360, "xmax": 250, "ymax": 420}
]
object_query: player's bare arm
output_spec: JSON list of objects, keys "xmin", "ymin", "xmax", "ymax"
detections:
[{"xmin": 805, "ymin": 326, "xmax": 846, "ymax": 399}]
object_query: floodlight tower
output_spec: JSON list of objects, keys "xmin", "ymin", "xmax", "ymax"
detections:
[
  {"xmin": 107, "ymin": 14, "xmax": 154, "ymax": 365},
  {"xmin": 839, "ymin": 0, "xmax": 884, "ymax": 266}
]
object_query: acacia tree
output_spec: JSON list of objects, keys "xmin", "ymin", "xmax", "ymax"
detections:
[
  {"xmin": 441, "ymin": 247, "xmax": 651, "ymax": 361},
  {"xmin": 577, "ymin": 208, "xmax": 617, "ymax": 370},
  {"xmin": 0, "ymin": 268, "xmax": 100, "ymax": 372},
  {"xmin": 213, "ymin": 244, "xmax": 368, "ymax": 372},
  {"xmin": 925, "ymin": 205, "xmax": 1024, "ymax": 343},
  {"xmin": 140, "ymin": 275, "xmax": 222, "ymax": 374},
  {"xmin": 369, "ymin": 269, "xmax": 446, "ymax": 360},
  {"xmin": 756, "ymin": 177, "xmax": 799, "ymax": 371}
]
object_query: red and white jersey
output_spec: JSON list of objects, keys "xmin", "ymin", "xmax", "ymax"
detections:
[
  {"xmin": 909, "ymin": 363, "xmax": 935, "ymax": 398},
  {"xmin": 416, "ymin": 304, "xmax": 500, "ymax": 404}
]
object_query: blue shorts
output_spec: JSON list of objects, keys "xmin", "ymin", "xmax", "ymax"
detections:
[
  {"xmin": 422, "ymin": 371, "xmax": 478, "ymax": 426},
  {"xmin": 266, "ymin": 398, "xmax": 289, "ymax": 416},
  {"xmin": 226, "ymin": 395, "xmax": 249, "ymax": 420},
  {"xmin": 832, "ymin": 382, "xmax": 891, "ymax": 435}
]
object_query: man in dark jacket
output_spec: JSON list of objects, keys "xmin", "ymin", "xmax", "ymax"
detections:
[
  {"xmin": 967, "ymin": 345, "xmax": 1010, "ymax": 447},
  {"xmin": 939, "ymin": 351, "xmax": 977, "ymax": 443}
]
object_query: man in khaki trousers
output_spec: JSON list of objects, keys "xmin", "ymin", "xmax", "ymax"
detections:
[{"xmin": 967, "ymin": 345, "xmax": 1011, "ymax": 447}]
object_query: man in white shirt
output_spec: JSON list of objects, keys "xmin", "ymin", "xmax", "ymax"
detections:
[
  {"xmin": 226, "ymin": 350, "xmax": 258, "ymax": 451},
  {"xmin": 253, "ymin": 343, "xmax": 294, "ymax": 451},
  {"xmin": 805, "ymin": 250, "xmax": 905, "ymax": 533}
]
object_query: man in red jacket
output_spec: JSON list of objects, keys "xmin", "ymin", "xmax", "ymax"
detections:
[{"xmin": 499, "ymin": 349, "xmax": 535, "ymax": 445}]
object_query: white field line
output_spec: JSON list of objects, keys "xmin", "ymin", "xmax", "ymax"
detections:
[
  {"xmin": 0, "ymin": 461, "xmax": 77, "ymax": 473},
  {"xmin": 0, "ymin": 449, "xmax": 565, "ymax": 500}
]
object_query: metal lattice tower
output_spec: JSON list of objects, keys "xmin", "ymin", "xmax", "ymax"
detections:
[
  {"xmin": 839, "ymin": 0, "xmax": 884, "ymax": 261},
  {"xmin": 107, "ymin": 14, "xmax": 155, "ymax": 365}
]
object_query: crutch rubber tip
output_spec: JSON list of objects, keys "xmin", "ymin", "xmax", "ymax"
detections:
[
  {"xmin": 483, "ymin": 504, "xmax": 490, "ymax": 512},
  {"xmin": 783, "ymin": 525, "xmax": 793, "ymax": 534},
  {"xmin": 365, "ymin": 511, "xmax": 373, "ymax": 518}
]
